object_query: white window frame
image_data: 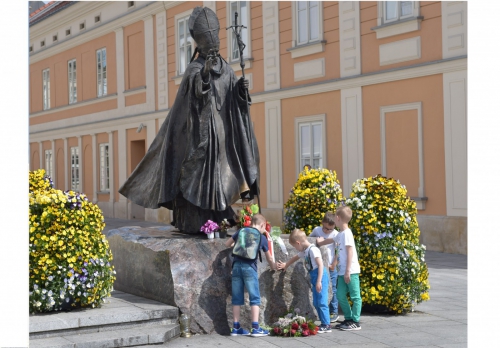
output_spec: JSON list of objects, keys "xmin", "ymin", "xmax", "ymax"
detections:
[
  {"xmin": 45, "ymin": 149, "xmax": 53, "ymax": 179},
  {"xmin": 293, "ymin": 1, "xmax": 323, "ymax": 47},
  {"xmin": 99, "ymin": 143, "xmax": 110, "ymax": 192},
  {"xmin": 175, "ymin": 11, "xmax": 194, "ymax": 76},
  {"xmin": 227, "ymin": 1, "xmax": 251, "ymax": 63},
  {"xmin": 42, "ymin": 68, "xmax": 50, "ymax": 110},
  {"xmin": 379, "ymin": 1, "xmax": 419, "ymax": 25},
  {"xmin": 96, "ymin": 48, "xmax": 107, "ymax": 97},
  {"xmin": 295, "ymin": 114, "xmax": 327, "ymax": 176},
  {"xmin": 68, "ymin": 59, "xmax": 77, "ymax": 104},
  {"xmin": 70, "ymin": 147, "xmax": 79, "ymax": 191}
]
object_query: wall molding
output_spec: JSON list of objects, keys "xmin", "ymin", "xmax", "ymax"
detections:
[
  {"xmin": 265, "ymin": 100, "xmax": 283, "ymax": 209},
  {"xmin": 379, "ymin": 36, "xmax": 421, "ymax": 66},
  {"xmin": 441, "ymin": 1, "xmax": 467, "ymax": 59},
  {"xmin": 380, "ymin": 102, "xmax": 426, "ymax": 209},
  {"xmin": 339, "ymin": 1, "xmax": 361, "ymax": 77}
]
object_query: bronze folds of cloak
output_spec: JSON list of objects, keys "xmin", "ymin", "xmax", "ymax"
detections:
[{"xmin": 118, "ymin": 7, "xmax": 260, "ymax": 233}]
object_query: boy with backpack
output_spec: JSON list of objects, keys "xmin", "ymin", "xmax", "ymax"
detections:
[
  {"xmin": 277, "ymin": 229, "xmax": 332, "ymax": 333},
  {"xmin": 225, "ymin": 213, "xmax": 277, "ymax": 337}
]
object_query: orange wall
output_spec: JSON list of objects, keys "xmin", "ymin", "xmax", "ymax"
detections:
[
  {"xmin": 362, "ymin": 74, "xmax": 446, "ymax": 215},
  {"xmin": 281, "ymin": 90, "xmax": 342, "ymax": 204},
  {"xmin": 360, "ymin": 1, "xmax": 442, "ymax": 74},
  {"xmin": 29, "ymin": 32, "xmax": 117, "ymax": 114},
  {"xmin": 124, "ymin": 21, "xmax": 146, "ymax": 90},
  {"xmin": 279, "ymin": 1, "xmax": 340, "ymax": 89},
  {"xmin": 125, "ymin": 92, "xmax": 146, "ymax": 106}
]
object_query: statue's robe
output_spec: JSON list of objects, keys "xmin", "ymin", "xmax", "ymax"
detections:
[{"xmin": 118, "ymin": 56, "xmax": 259, "ymax": 233}]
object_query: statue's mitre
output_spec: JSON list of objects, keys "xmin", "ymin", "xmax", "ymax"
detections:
[{"xmin": 189, "ymin": 7, "xmax": 220, "ymax": 48}]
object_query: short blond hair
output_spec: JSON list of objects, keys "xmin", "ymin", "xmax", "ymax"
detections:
[
  {"xmin": 251, "ymin": 213, "xmax": 266, "ymax": 226},
  {"xmin": 335, "ymin": 206, "xmax": 352, "ymax": 223},
  {"xmin": 289, "ymin": 228, "xmax": 307, "ymax": 244}
]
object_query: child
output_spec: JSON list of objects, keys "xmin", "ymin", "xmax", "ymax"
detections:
[
  {"xmin": 277, "ymin": 229, "xmax": 332, "ymax": 333},
  {"xmin": 317, "ymin": 206, "xmax": 362, "ymax": 331},
  {"xmin": 309, "ymin": 211, "xmax": 339, "ymax": 323},
  {"xmin": 225, "ymin": 213, "xmax": 277, "ymax": 337}
]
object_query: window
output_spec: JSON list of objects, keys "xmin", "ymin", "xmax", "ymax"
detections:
[
  {"xmin": 383, "ymin": 1, "xmax": 415, "ymax": 24},
  {"xmin": 45, "ymin": 150, "xmax": 53, "ymax": 179},
  {"xmin": 95, "ymin": 15, "xmax": 101, "ymax": 23},
  {"xmin": 299, "ymin": 121, "xmax": 323, "ymax": 170},
  {"xmin": 99, "ymin": 144, "xmax": 110, "ymax": 191},
  {"xmin": 30, "ymin": 45, "xmax": 33, "ymax": 52},
  {"xmin": 128, "ymin": 1, "xmax": 135, "ymax": 8},
  {"xmin": 177, "ymin": 15, "xmax": 193, "ymax": 75},
  {"xmin": 68, "ymin": 59, "xmax": 77, "ymax": 104},
  {"xmin": 296, "ymin": 1, "xmax": 320, "ymax": 45},
  {"xmin": 229, "ymin": 1, "xmax": 249, "ymax": 61},
  {"xmin": 70, "ymin": 147, "xmax": 79, "ymax": 191},
  {"xmin": 96, "ymin": 48, "xmax": 107, "ymax": 97},
  {"xmin": 40, "ymin": 40, "xmax": 45, "ymax": 47},
  {"xmin": 66, "ymin": 29, "xmax": 71, "ymax": 36},
  {"xmin": 79, "ymin": 22, "xmax": 86, "ymax": 31},
  {"xmin": 42, "ymin": 69, "xmax": 50, "ymax": 110},
  {"xmin": 53, "ymin": 34, "xmax": 58, "ymax": 42}
]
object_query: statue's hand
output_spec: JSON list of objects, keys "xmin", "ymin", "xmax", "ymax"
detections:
[
  {"xmin": 238, "ymin": 77, "xmax": 249, "ymax": 90},
  {"xmin": 202, "ymin": 49, "xmax": 218, "ymax": 77}
]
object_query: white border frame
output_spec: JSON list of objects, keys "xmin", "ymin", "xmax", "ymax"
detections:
[
  {"xmin": 380, "ymin": 102, "xmax": 425, "ymax": 208},
  {"xmin": 294, "ymin": 114, "xmax": 327, "ymax": 177},
  {"xmin": 378, "ymin": 1, "xmax": 420, "ymax": 26}
]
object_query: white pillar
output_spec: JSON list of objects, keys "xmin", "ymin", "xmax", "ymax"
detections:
[
  {"xmin": 156, "ymin": 10, "xmax": 169, "ymax": 110},
  {"xmin": 92, "ymin": 134, "xmax": 98, "ymax": 203},
  {"xmin": 63, "ymin": 138, "xmax": 68, "ymax": 190},
  {"xmin": 114, "ymin": 27, "xmax": 125, "ymax": 109},
  {"xmin": 143, "ymin": 15, "xmax": 155, "ymax": 111}
]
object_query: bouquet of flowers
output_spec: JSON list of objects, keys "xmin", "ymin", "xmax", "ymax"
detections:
[
  {"xmin": 270, "ymin": 308, "xmax": 319, "ymax": 337},
  {"xmin": 219, "ymin": 218, "xmax": 231, "ymax": 232},
  {"xmin": 200, "ymin": 220, "xmax": 219, "ymax": 234},
  {"xmin": 239, "ymin": 204, "xmax": 271, "ymax": 232}
]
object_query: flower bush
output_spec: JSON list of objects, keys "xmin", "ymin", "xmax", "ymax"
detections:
[
  {"xmin": 346, "ymin": 175, "xmax": 430, "ymax": 313},
  {"xmin": 29, "ymin": 169, "xmax": 116, "ymax": 313},
  {"xmin": 200, "ymin": 220, "xmax": 219, "ymax": 234},
  {"xmin": 284, "ymin": 168, "xmax": 344, "ymax": 235},
  {"xmin": 270, "ymin": 308, "xmax": 319, "ymax": 337}
]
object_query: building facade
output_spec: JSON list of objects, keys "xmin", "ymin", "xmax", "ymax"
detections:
[{"xmin": 29, "ymin": 1, "xmax": 467, "ymax": 254}]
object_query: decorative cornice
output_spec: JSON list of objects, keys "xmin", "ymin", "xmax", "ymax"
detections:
[
  {"xmin": 30, "ymin": 94, "xmax": 118, "ymax": 118},
  {"xmin": 251, "ymin": 56, "xmax": 467, "ymax": 104}
]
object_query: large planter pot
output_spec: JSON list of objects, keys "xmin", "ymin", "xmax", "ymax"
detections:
[
  {"xmin": 219, "ymin": 230, "xmax": 227, "ymax": 238},
  {"xmin": 207, "ymin": 232, "xmax": 214, "ymax": 239},
  {"xmin": 214, "ymin": 232, "xmax": 220, "ymax": 238}
]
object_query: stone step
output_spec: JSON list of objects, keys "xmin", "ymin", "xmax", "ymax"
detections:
[
  {"xmin": 30, "ymin": 291, "xmax": 179, "ymax": 339},
  {"xmin": 29, "ymin": 323, "xmax": 180, "ymax": 348}
]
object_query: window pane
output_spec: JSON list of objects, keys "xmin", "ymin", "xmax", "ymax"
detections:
[
  {"xmin": 309, "ymin": 3, "xmax": 319, "ymax": 41},
  {"xmin": 313, "ymin": 158, "xmax": 320, "ymax": 168},
  {"xmin": 401, "ymin": 1, "xmax": 413, "ymax": 16},
  {"xmin": 385, "ymin": 1, "xmax": 398, "ymax": 20},
  {"xmin": 241, "ymin": 1, "xmax": 248, "ymax": 57},
  {"xmin": 298, "ymin": 8, "xmax": 307, "ymax": 43},
  {"xmin": 300, "ymin": 125, "xmax": 310, "ymax": 158},
  {"xmin": 230, "ymin": 1, "xmax": 238, "ymax": 25},
  {"xmin": 180, "ymin": 47, "xmax": 185, "ymax": 73},
  {"xmin": 298, "ymin": 1, "xmax": 307, "ymax": 11},
  {"xmin": 312, "ymin": 124, "xmax": 322, "ymax": 158}
]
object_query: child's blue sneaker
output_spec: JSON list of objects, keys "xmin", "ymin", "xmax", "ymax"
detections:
[
  {"xmin": 250, "ymin": 327, "xmax": 269, "ymax": 337},
  {"xmin": 230, "ymin": 327, "xmax": 250, "ymax": 336}
]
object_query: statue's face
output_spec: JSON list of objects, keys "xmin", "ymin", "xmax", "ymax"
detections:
[{"xmin": 197, "ymin": 31, "xmax": 220, "ymax": 57}]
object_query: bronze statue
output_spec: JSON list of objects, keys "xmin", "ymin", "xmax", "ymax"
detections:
[{"xmin": 118, "ymin": 7, "xmax": 260, "ymax": 233}]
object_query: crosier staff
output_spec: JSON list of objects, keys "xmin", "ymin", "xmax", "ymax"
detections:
[{"xmin": 226, "ymin": 11, "xmax": 261, "ymax": 213}]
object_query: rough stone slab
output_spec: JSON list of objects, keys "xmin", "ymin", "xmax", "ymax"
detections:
[
  {"xmin": 30, "ymin": 314, "xmax": 80, "ymax": 333},
  {"xmin": 108, "ymin": 229, "xmax": 331, "ymax": 335},
  {"xmin": 78, "ymin": 307, "xmax": 169, "ymax": 327},
  {"xmin": 29, "ymin": 336, "xmax": 75, "ymax": 348}
]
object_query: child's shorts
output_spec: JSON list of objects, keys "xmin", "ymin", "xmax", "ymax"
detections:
[{"xmin": 231, "ymin": 261, "xmax": 261, "ymax": 306}]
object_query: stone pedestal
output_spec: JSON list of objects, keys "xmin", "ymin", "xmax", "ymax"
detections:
[{"xmin": 106, "ymin": 226, "xmax": 332, "ymax": 334}]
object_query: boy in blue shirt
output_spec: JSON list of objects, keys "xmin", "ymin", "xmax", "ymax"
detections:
[{"xmin": 225, "ymin": 213, "xmax": 277, "ymax": 337}]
